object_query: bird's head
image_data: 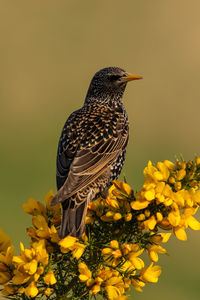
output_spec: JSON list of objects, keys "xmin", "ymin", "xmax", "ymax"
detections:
[{"xmin": 85, "ymin": 67, "xmax": 142, "ymax": 105}]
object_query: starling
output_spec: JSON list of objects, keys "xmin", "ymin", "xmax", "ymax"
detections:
[{"xmin": 51, "ymin": 67, "xmax": 142, "ymax": 238}]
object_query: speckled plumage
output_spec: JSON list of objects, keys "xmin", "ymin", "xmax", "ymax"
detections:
[{"xmin": 51, "ymin": 67, "xmax": 142, "ymax": 238}]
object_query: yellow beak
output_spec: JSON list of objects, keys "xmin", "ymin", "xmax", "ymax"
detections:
[{"xmin": 123, "ymin": 73, "xmax": 143, "ymax": 81}]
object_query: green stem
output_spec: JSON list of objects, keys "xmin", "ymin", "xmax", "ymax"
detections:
[
  {"xmin": 58, "ymin": 262, "xmax": 65, "ymax": 285},
  {"xmin": 57, "ymin": 276, "xmax": 78, "ymax": 300}
]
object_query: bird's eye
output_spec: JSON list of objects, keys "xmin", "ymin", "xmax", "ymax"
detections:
[{"xmin": 109, "ymin": 75, "xmax": 121, "ymax": 81}]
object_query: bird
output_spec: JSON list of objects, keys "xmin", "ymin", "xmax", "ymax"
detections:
[{"xmin": 51, "ymin": 67, "xmax": 142, "ymax": 238}]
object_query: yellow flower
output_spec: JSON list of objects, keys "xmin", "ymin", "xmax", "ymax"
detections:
[
  {"xmin": 85, "ymin": 216, "xmax": 95, "ymax": 224},
  {"xmin": 131, "ymin": 278, "xmax": 145, "ymax": 292},
  {"xmin": 25, "ymin": 281, "xmax": 39, "ymax": 298},
  {"xmin": 156, "ymin": 212, "xmax": 163, "ymax": 222},
  {"xmin": 173, "ymin": 190, "xmax": 185, "ymax": 207},
  {"xmin": 17, "ymin": 286, "xmax": 25, "ymax": 294},
  {"xmin": 44, "ymin": 190, "xmax": 61, "ymax": 223},
  {"xmin": 81, "ymin": 232, "xmax": 88, "ymax": 242},
  {"xmin": 172, "ymin": 207, "xmax": 200, "ymax": 240},
  {"xmin": 128, "ymin": 248, "xmax": 144, "ymax": 270},
  {"xmin": 144, "ymin": 209, "xmax": 151, "ymax": 218},
  {"xmin": 45, "ymin": 190, "xmax": 57, "ymax": 210},
  {"xmin": 105, "ymin": 285, "xmax": 121, "ymax": 300},
  {"xmin": 44, "ymin": 287, "xmax": 51, "ymax": 295},
  {"xmin": 102, "ymin": 244, "xmax": 122, "ymax": 266},
  {"xmin": 123, "ymin": 277, "xmax": 131, "ymax": 292},
  {"xmin": 23, "ymin": 198, "xmax": 46, "ymax": 216},
  {"xmin": 113, "ymin": 213, "xmax": 122, "ymax": 221},
  {"xmin": 158, "ymin": 218, "xmax": 172, "ymax": 230},
  {"xmin": 169, "ymin": 176, "xmax": 176, "ymax": 184},
  {"xmin": 95, "ymin": 276, "xmax": 103, "ymax": 285},
  {"xmin": 23, "ymin": 259, "xmax": 38, "ymax": 275},
  {"xmin": 32, "ymin": 215, "xmax": 51, "ymax": 239},
  {"xmin": 148, "ymin": 245, "xmax": 166, "ymax": 262},
  {"xmin": 125, "ymin": 213, "xmax": 132, "ymax": 221},
  {"xmin": 12, "ymin": 239, "xmax": 49, "ymax": 286},
  {"xmin": 12, "ymin": 270, "xmax": 30, "ymax": 285},
  {"xmin": 13, "ymin": 243, "xmax": 36, "ymax": 275},
  {"xmin": 119, "ymin": 260, "xmax": 135, "ymax": 274},
  {"xmin": 195, "ymin": 156, "xmax": 200, "ymax": 165},
  {"xmin": 112, "ymin": 249, "xmax": 122, "ymax": 259},
  {"xmin": 143, "ymin": 216, "xmax": 157, "ymax": 230},
  {"xmin": 0, "ymin": 245, "xmax": 14, "ymax": 266},
  {"xmin": 143, "ymin": 161, "xmax": 170, "ymax": 182},
  {"xmin": 0, "ymin": 266, "xmax": 11, "ymax": 284},
  {"xmin": 112, "ymin": 181, "xmax": 132, "ymax": 198},
  {"xmin": 3, "ymin": 158, "xmax": 200, "ymax": 299},
  {"xmin": 96, "ymin": 265, "xmax": 113, "ymax": 281},
  {"xmin": 106, "ymin": 197, "xmax": 120, "ymax": 210},
  {"xmin": 28, "ymin": 214, "xmax": 59, "ymax": 242},
  {"xmin": 137, "ymin": 214, "xmax": 145, "ymax": 221},
  {"xmin": 143, "ymin": 161, "xmax": 157, "ymax": 179},
  {"xmin": 49, "ymin": 225, "xmax": 60, "ymax": 243},
  {"xmin": 151, "ymin": 233, "xmax": 171, "ymax": 244},
  {"xmin": 78, "ymin": 262, "xmax": 92, "ymax": 284},
  {"xmin": 72, "ymin": 242, "xmax": 86, "ymax": 260},
  {"xmin": 44, "ymin": 270, "xmax": 57, "ymax": 285},
  {"xmin": 163, "ymin": 160, "xmax": 175, "ymax": 170},
  {"xmin": 0, "ymin": 244, "xmax": 15, "ymax": 284},
  {"xmin": 173, "ymin": 226, "xmax": 187, "ymax": 241},
  {"xmin": 105, "ymin": 276, "xmax": 124, "ymax": 300},
  {"xmin": 102, "ymin": 248, "xmax": 112, "ymax": 255},
  {"xmin": 191, "ymin": 189, "xmax": 200, "ymax": 205},
  {"xmin": 140, "ymin": 263, "xmax": 162, "ymax": 283},
  {"xmin": 0, "ymin": 228, "xmax": 12, "ymax": 253},
  {"xmin": 110, "ymin": 240, "xmax": 119, "ymax": 249},
  {"xmin": 160, "ymin": 232, "xmax": 172, "ymax": 242},
  {"xmin": 32, "ymin": 239, "xmax": 49, "ymax": 266},
  {"xmin": 90, "ymin": 284, "xmax": 101, "ymax": 294},
  {"xmin": 182, "ymin": 207, "xmax": 200, "ymax": 230},
  {"xmin": 174, "ymin": 181, "xmax": 182, "ymax": 191},
  {"xmin": 59, "ymin": 236, "xmax": 86, "ymax": 259},
  {"xmin": 132, "ymin": 169, "xmax": 179, "ymax": 210},
  {"xmin": 168, "ymin": 210, "xmax": 181, "ymax": 227},
  {"xmin": 131, "ymin": 198, "xmax": 149, "ymax": 210},
  {"xmin": 157, "ymin": 162, "xmax": 170, "ymax": 181},
  {"xmin": 121, "ymin": 243, "xmax": 132, "ymax": 255},
  {"xmin": 1, "ymin": 284, "xmax": 17, "ymax": 296},
  {"xmin": 187, "ymin": 215, "xmax": 200, "ymax": 230},
  {"xmin": 101, "ymin": 211, "xmax": 115, "ymax": 222},
  {"xmin": 144, "ymin": 190, "xmax": 155, "ymax": 201},
  {"xmin": 176, "ymin": 169, "xmax": 186, "ymax": 181},
  {"xmin": 59, "ymin": 235, "xmax": 77, "ymax": 250}
]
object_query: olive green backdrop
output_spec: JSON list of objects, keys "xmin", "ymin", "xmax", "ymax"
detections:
[{"xmin": 0, "ymin": 0, "xmax": 200, "ymax": 299}]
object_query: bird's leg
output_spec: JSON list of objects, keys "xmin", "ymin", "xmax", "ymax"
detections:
[
  {"xmin": 100, "ymin": 189, "xmax": 109, "ymax": 199},
  {"xmin": 100, "ymin": 184, "xmax": 111, "ymax": 199}
]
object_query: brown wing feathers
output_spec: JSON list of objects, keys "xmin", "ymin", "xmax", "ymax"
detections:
[{"xmin": 51, "ymin": 108, "xmax": 127, "ymax": 206}]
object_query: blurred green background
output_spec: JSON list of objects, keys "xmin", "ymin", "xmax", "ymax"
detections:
[{"xmin": 0, "ymin": 0, "xmax": 200, "ymax": 299}]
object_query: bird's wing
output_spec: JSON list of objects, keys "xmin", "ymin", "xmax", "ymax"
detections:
[
  {"xmin": 56, "ymin": 108, "xmax": 82, "ymax": 190},
  {"xmin": 53, "ymin": 105, "xmax": 129, "ymax": 204}
]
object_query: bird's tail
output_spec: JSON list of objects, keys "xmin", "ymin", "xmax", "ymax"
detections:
[{"xmin": 59, "ymin": 199, "xmax": 88, "ymax": 238}]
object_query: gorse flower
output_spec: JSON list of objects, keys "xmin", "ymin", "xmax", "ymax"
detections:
[
  {"xmin": 59, "ymin": 235, "xmax": 86, "ymax": 260},
  {"xmin": 139, "ymin": 262, "xmax": 162, "ymax": 283},
  {"xmin": 0, "ymin": 246, "xmax": 14, "ymax": 285},
  {"xmin": 0, "ymin": 228, "xmax": 12, "ymax": 254},
  {"xmin": 0, "ymin": 156, "xmax": 200, "ymax": 299},
  {"xmin": 43, "ymin": 270, "xmax": 57, "ymax": 285}
]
